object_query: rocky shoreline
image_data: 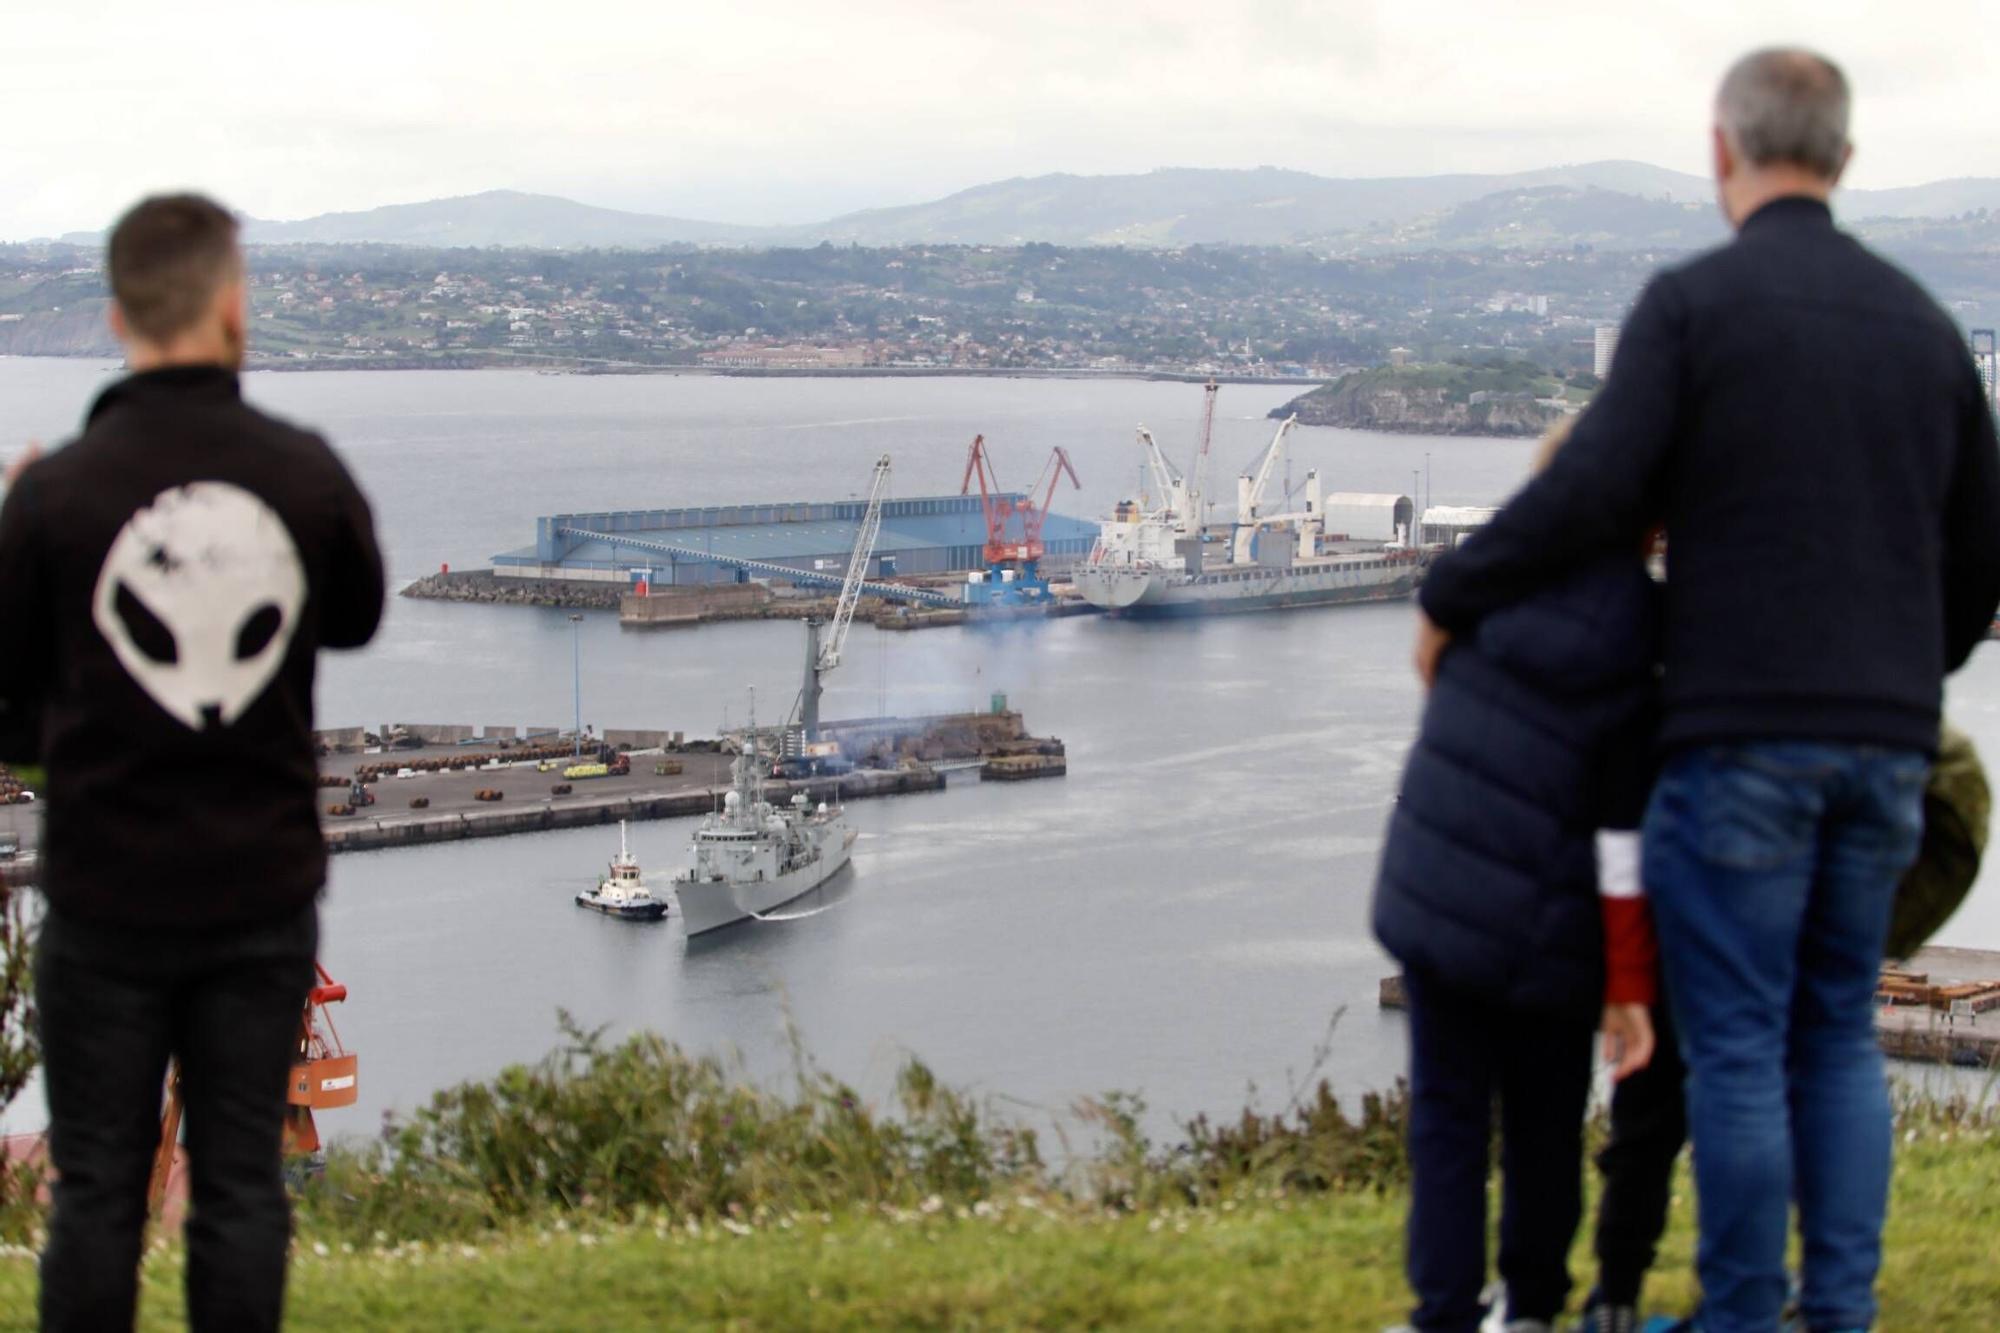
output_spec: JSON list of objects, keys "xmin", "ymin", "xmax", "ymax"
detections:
[
  {"xmin": 400, "ymin": 569, "xmax": 625, "ymax": 610},
  {"xmin": 1273, "ymin": 365, "xmax": 1575, "ymax": 438},
  {"xmin": 401, "ymin": 568, "xmax": 885, "ymax": 625}
]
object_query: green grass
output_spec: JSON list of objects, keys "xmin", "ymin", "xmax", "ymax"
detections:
[
  {"xmin": 2, "ymin": 1029, "xmax": 1994, "ymax": 1329},
  {"xmin": 4, "ymin": 1125, "xmax": 1999, "ymax": 1330}
]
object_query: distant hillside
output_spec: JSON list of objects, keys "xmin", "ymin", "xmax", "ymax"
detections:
[
  {"xmin": 33, "ymin": 165, "xmax": 2000, "ymax": 255},
  {"xmin": 0, "ymin": 301, "xmax": 115, "ymax": 357},
  {"xmin": 1275, "ymin": 363, "xmax": 1577, "ymax": 438},
  {"xmin": 1356, "ymin": 186, "xmax": 1728, "ymax": 252},
  {"xmin": 242, "ymin": 191, "xmax": 764, "ymax": 249},
  {"xmin": 795, "ymin": 162, "xmax": 1714, "ymax": 247}
]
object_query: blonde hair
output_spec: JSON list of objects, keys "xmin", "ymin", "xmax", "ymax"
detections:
[{"xmin": 1531, "ymin": 415, "xmax": 1577, "ymax": 475}]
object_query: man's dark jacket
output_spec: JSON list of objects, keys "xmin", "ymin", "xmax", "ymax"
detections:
[
  {"xmin": 1422, "ymin": 197, "xmax": 2000, "ymax": 755},
  {"xmin": 0, "ymin": 366, "xmax": 384, "ymax": 927},
  {"xmin": 1374, "ymin": 558, "xmax": 1659, "ymax": 1019}
]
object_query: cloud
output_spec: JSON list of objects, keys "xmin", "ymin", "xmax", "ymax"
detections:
[{"xmin": 4, "ymin": 0, "xmax": 1996, "ymax": 239}]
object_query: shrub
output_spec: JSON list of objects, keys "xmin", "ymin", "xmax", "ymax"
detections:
[{"xmin": 300, "ymin": 1015, "xmax": 1043, "ymax": 1242}]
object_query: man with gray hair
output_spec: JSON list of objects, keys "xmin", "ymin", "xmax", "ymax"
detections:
[{"xmin": 1412, "ymin": 48, "xmax": 2000, "ymax": 1333}]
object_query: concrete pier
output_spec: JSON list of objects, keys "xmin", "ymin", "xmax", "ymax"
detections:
[
  {"xmin": 1378, "ymin": 948, "xmax": 2000, "ymax": 1070},
  {"xmin": 324, "ymin": 764, "xmax": 943, "ymax": 854}
]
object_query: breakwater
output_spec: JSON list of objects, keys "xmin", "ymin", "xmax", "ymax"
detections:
[
  {"xmin": 401, "ymin": 569, "xmax": 625, "ymax": 610},
  {"xmin": 325, "ymin": 765, "xmax": 944, "ymax": 854},
  {"xmin": 403, "ymin": 569, "xmax": 886, "ymax": 622}
]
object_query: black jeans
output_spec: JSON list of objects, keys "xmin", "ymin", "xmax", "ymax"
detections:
[
  {"xmin": 1404, "ymin": 967, "xmax": 1596, "ymax": 1333},
  {"xmin": 1592, "ymin": 997, "xmax": 1687, "ymax": 1308},
  {"xmin": 36, "ymin": 902, "xmax": 317, "ymax": 1333}
]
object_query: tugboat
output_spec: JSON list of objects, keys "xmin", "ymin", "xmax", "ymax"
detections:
[
  {"xmin": 575, "ymin": 821, "xmax": 668, "ymax": 921},
  {"xmin": 672, "ymin": 712, "xmax": 856, "ymax": 937}
]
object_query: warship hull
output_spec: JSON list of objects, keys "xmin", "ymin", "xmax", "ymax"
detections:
[{"xmin": 676, "ymin": 829, "xmax": 856, "ymax": 936}]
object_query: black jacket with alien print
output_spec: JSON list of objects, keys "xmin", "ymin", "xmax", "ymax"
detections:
[{"xmin": 0, "ymin": 366, "xmax": 384, "ymax": 927}]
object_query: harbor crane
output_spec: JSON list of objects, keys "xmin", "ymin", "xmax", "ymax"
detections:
[
  {"xmin": 794, "ymin": 453, "xmax": 892, "ymax": 746},
  {"xmin": 958, "ymin": 435, "xmax": 1082, "ymax": 605},
  {"xmin": 1135, "ymin": 425, "xmax": 1187, "ymax": 523},
  {"xmin": 1131, "ymin": 377, "xmax": 1219, "ymax": 535},
  {"xmin": 1231, "ymin": 414, "xmax": 1301, "ymax": 564},
  {"xmin": 1186, "ymin": 377, "xmax": 1219, "ymax": 530},
  {"xmin": 150, "ymin": 961, "xmax": 356, "ymax": 1215}
]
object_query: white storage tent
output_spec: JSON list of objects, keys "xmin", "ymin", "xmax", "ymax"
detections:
[{"xmin": 1319, "ymin": 492, "xmax": 1415, "ymax": 542}]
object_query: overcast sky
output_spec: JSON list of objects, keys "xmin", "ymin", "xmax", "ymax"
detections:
[{"xmin": 5, "ymin": 0, "xmax": 1998, "ymax": 239}]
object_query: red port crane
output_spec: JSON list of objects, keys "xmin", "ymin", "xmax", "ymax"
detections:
[{"xmin": 960, "ymin": 435, "xmax": 1082, "ymax": 568}]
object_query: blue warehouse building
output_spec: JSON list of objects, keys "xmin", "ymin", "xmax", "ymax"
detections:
[{"xmin": 493, "ymin": 495, "xmax": 1101, "ymax": 588}]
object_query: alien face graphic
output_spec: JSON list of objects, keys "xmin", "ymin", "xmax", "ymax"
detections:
[{"xmin": 91, "ymin": 482, "xmax": 307, "ymax": 731}]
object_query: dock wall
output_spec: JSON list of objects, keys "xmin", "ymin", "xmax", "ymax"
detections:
[
  {"xmin": 325, "ymin": 766, "xmax": 943, "ymax": 855},
  {"xmin": 1379, "ymin": 969, "xmax": 2000, "ymax": 1070}
]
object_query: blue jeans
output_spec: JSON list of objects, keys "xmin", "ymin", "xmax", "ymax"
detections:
[{"xmin": 1644, "ymin": 743, "xmax": 1926, "ymax": 1333}]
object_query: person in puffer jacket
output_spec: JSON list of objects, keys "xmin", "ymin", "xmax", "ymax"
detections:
[{"xmin": 1373, "ymin": 419, "xmax": 1662, "ymax": 1333}]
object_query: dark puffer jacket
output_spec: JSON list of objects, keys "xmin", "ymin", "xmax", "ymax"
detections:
[{"xmin": 1373, "ymin": 555, "xmax": 1659, "ymax": 1020}]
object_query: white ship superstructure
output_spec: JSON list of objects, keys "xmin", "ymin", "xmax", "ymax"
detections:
[
  {"xmin": 1073, "ymin": 389, "xmax": 1429, "ymax": 616},
  {"xmin": 575, "ymin": 821, "xmax": 668, "ymax": 921},
  {"xmin": 672, "ymin": 723, "xmax": 856, "ymax": 936}
]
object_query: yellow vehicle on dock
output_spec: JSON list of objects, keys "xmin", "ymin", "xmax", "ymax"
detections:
[{"xmin": 564, "ymin": 762, "xmax": 610, "ymax": 780}]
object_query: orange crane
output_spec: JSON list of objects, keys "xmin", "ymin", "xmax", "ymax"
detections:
[
  {"xmin": 959, "ymin": 435, "xmax": 1081, "ymax": 604},
  {"xmin": 148, "ymin": 961, "xmax": 357, "ymax": 1214}
]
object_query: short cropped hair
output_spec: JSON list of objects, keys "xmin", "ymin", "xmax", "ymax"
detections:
[
  {"xmin": 106, "ymin": 194, "xmax": 242, "ymax": 341},
  {"xmin": 1716, "ymin": 48, "xmax": 1850, "ymax": 179}
]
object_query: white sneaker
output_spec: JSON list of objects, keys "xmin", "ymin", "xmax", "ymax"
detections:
[{"xmin": 1480, "ymin": 1281, "xmax": 1555, "ymax": 1333}]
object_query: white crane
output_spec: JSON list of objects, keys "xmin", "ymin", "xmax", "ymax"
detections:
[
  {"xmin": 1135, "ymin": 426, "xmax": 1186, "ymax": 522},
  {"xmin": 1233, "ymin": 415, "xmax": 1298, "ymax": 564},
  {"xmin": 1185, "ymin": 378, "xmax": 1219, "ymax": 531},
  {"xmin": 798, "ymin": 454, "xmax": 892, "ymax": 743}
]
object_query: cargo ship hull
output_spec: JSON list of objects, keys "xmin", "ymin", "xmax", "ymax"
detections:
[{"xmin": 1073, "ymin": 556, "xmax": 1422, "ymax": 618}]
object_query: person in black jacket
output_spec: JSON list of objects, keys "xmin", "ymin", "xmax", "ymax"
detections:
[
  {"xmin": 1413, "ymin": 50, "xmax": 2000, "ymax": 1333},
  {"xmin": 1374, "ymin": 420, "xmax": 1662, "ymax": 1333},
  {"xmin": 0, "ymin": 195, "xmax": 384, "ymax": 1332}
]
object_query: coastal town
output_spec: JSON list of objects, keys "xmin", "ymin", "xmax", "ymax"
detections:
[{"xmin": 0, "ymin": 239, "xmax": 1668, "ymax": 379}]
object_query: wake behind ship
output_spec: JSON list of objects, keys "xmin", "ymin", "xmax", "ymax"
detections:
[{"xmin": 1073, "ymin": 386, "xmax": 1430, "ymax": 617}]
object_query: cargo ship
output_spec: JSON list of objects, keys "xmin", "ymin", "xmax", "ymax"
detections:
[
  {"xmin": 1072, "ymin": 389, "xmax": 1428, "ymax": 617},
  {"xmin": 672, "ymin": 724, "xmax": 856, "ymax": 936}
]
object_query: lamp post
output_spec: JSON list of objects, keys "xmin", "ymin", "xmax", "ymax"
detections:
[
  {"xmin": 1411, "ymin": 470, "xmax": 1421, "ymax": 546},
  {"xmin": 568, "ymin": 613, "xmax": 584, "ymax": 757}
]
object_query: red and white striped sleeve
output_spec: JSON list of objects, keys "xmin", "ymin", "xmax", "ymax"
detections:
[{"xmin": 1596, "ymin": 829, "xmax": 1657, "ymax": 1007}]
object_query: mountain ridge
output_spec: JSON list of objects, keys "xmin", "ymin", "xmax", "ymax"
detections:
[{"xmin": 30, "ymin": 162, "xmax": 2000, "ymax": 252}]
